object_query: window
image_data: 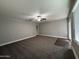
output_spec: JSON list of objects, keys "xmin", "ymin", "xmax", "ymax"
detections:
[{"xmin": 73, "ymin": 3, "xmax": 79, "ymax": 43}]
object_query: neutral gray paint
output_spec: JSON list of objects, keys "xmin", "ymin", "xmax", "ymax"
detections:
[
  {"xmin": 0, "ymin": 17, "xmax": 68, "ymax": 45},
  {"xmin": 39, "ymin": 19, "xmax": 67, "ymax": 38},
  {"xmin": 0, "ymin": 17, "xmax": 37, "ymax": 45}
]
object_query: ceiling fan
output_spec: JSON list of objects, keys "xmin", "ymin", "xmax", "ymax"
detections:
[{"xmin": 23, "ymin": 11, "xmax": 51, "ymax": 22}]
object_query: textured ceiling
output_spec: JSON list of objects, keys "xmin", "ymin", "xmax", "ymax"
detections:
[{"xmin": 0, "ymin": 0, "xmax": 69, "ymax": 21}]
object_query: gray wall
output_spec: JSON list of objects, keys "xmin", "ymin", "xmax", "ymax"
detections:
[
  {"xmin": 0, "ymin": 17, "xmax": 37, "ymax": 45},
  {"xmin": 39, "ymin": 19, "xmax": 67, "ymax": 38},
  {"xmin": 0, "ymin": 17, "xmax": 68, "ymax": 45}
]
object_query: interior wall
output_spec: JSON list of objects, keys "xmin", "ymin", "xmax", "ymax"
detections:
[
  {"xmin": 0, "ymin": 17, "xmax": 37, "ymax": 45},
  {"xmin": 39, "ymin": 19, "xmax": 67, "ymax": 38}
]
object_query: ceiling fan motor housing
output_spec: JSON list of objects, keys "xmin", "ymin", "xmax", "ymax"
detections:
[{"xmin": 41, "ymin": 18, "xmax": 46, "ymax": 21}]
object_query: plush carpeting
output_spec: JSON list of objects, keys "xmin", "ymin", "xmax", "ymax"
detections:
[{"xmin": 0, "ymin": 35, "xmax": 75, "ymax": 59}]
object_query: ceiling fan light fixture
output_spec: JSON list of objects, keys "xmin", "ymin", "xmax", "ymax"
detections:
[
  {"xmin": 37, "ymin": 18, "xmax": 41, "ymax": 21},
  {"xmin": 33, "ymin": 16, "xmax": 41, "ymax": 21},
  {"xmin": 30, "ymin": 12, "xmax": 49, "ymax": 22}
]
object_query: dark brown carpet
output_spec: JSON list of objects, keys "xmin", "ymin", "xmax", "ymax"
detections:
[{"xmin": 0, "ymin": 35, "xmax": 75, "ymax": 59}]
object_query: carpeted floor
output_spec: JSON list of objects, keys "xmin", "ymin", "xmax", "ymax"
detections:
[{"xmin": 0, "ymin": 35, "xmax": 75, "ymax": 59}]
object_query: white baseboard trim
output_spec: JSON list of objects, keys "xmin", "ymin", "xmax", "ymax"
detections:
[
  {"xmin": 39, "ymin": 34, "xmax": 67, "ymax": 39},
  {"xmin": 0, "ymin": 34, "xmax": 67, "ymax": 46},
  {"xmin": 0, "ymin": 35, "xmax": 36, "ymax": 46},
  {"xmin": 72, "ymin": 47, "xmax": 79, "ymax": 59}
]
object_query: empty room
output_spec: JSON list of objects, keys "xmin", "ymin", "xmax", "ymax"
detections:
[{"xmin": 0, "ymin": 0, "xmax": 79, "ymax": 59}]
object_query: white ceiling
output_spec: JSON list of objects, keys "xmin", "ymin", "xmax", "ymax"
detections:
[{"xmin": 0, "ymin": 0, "xmax": 69, "ymax": 21}]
